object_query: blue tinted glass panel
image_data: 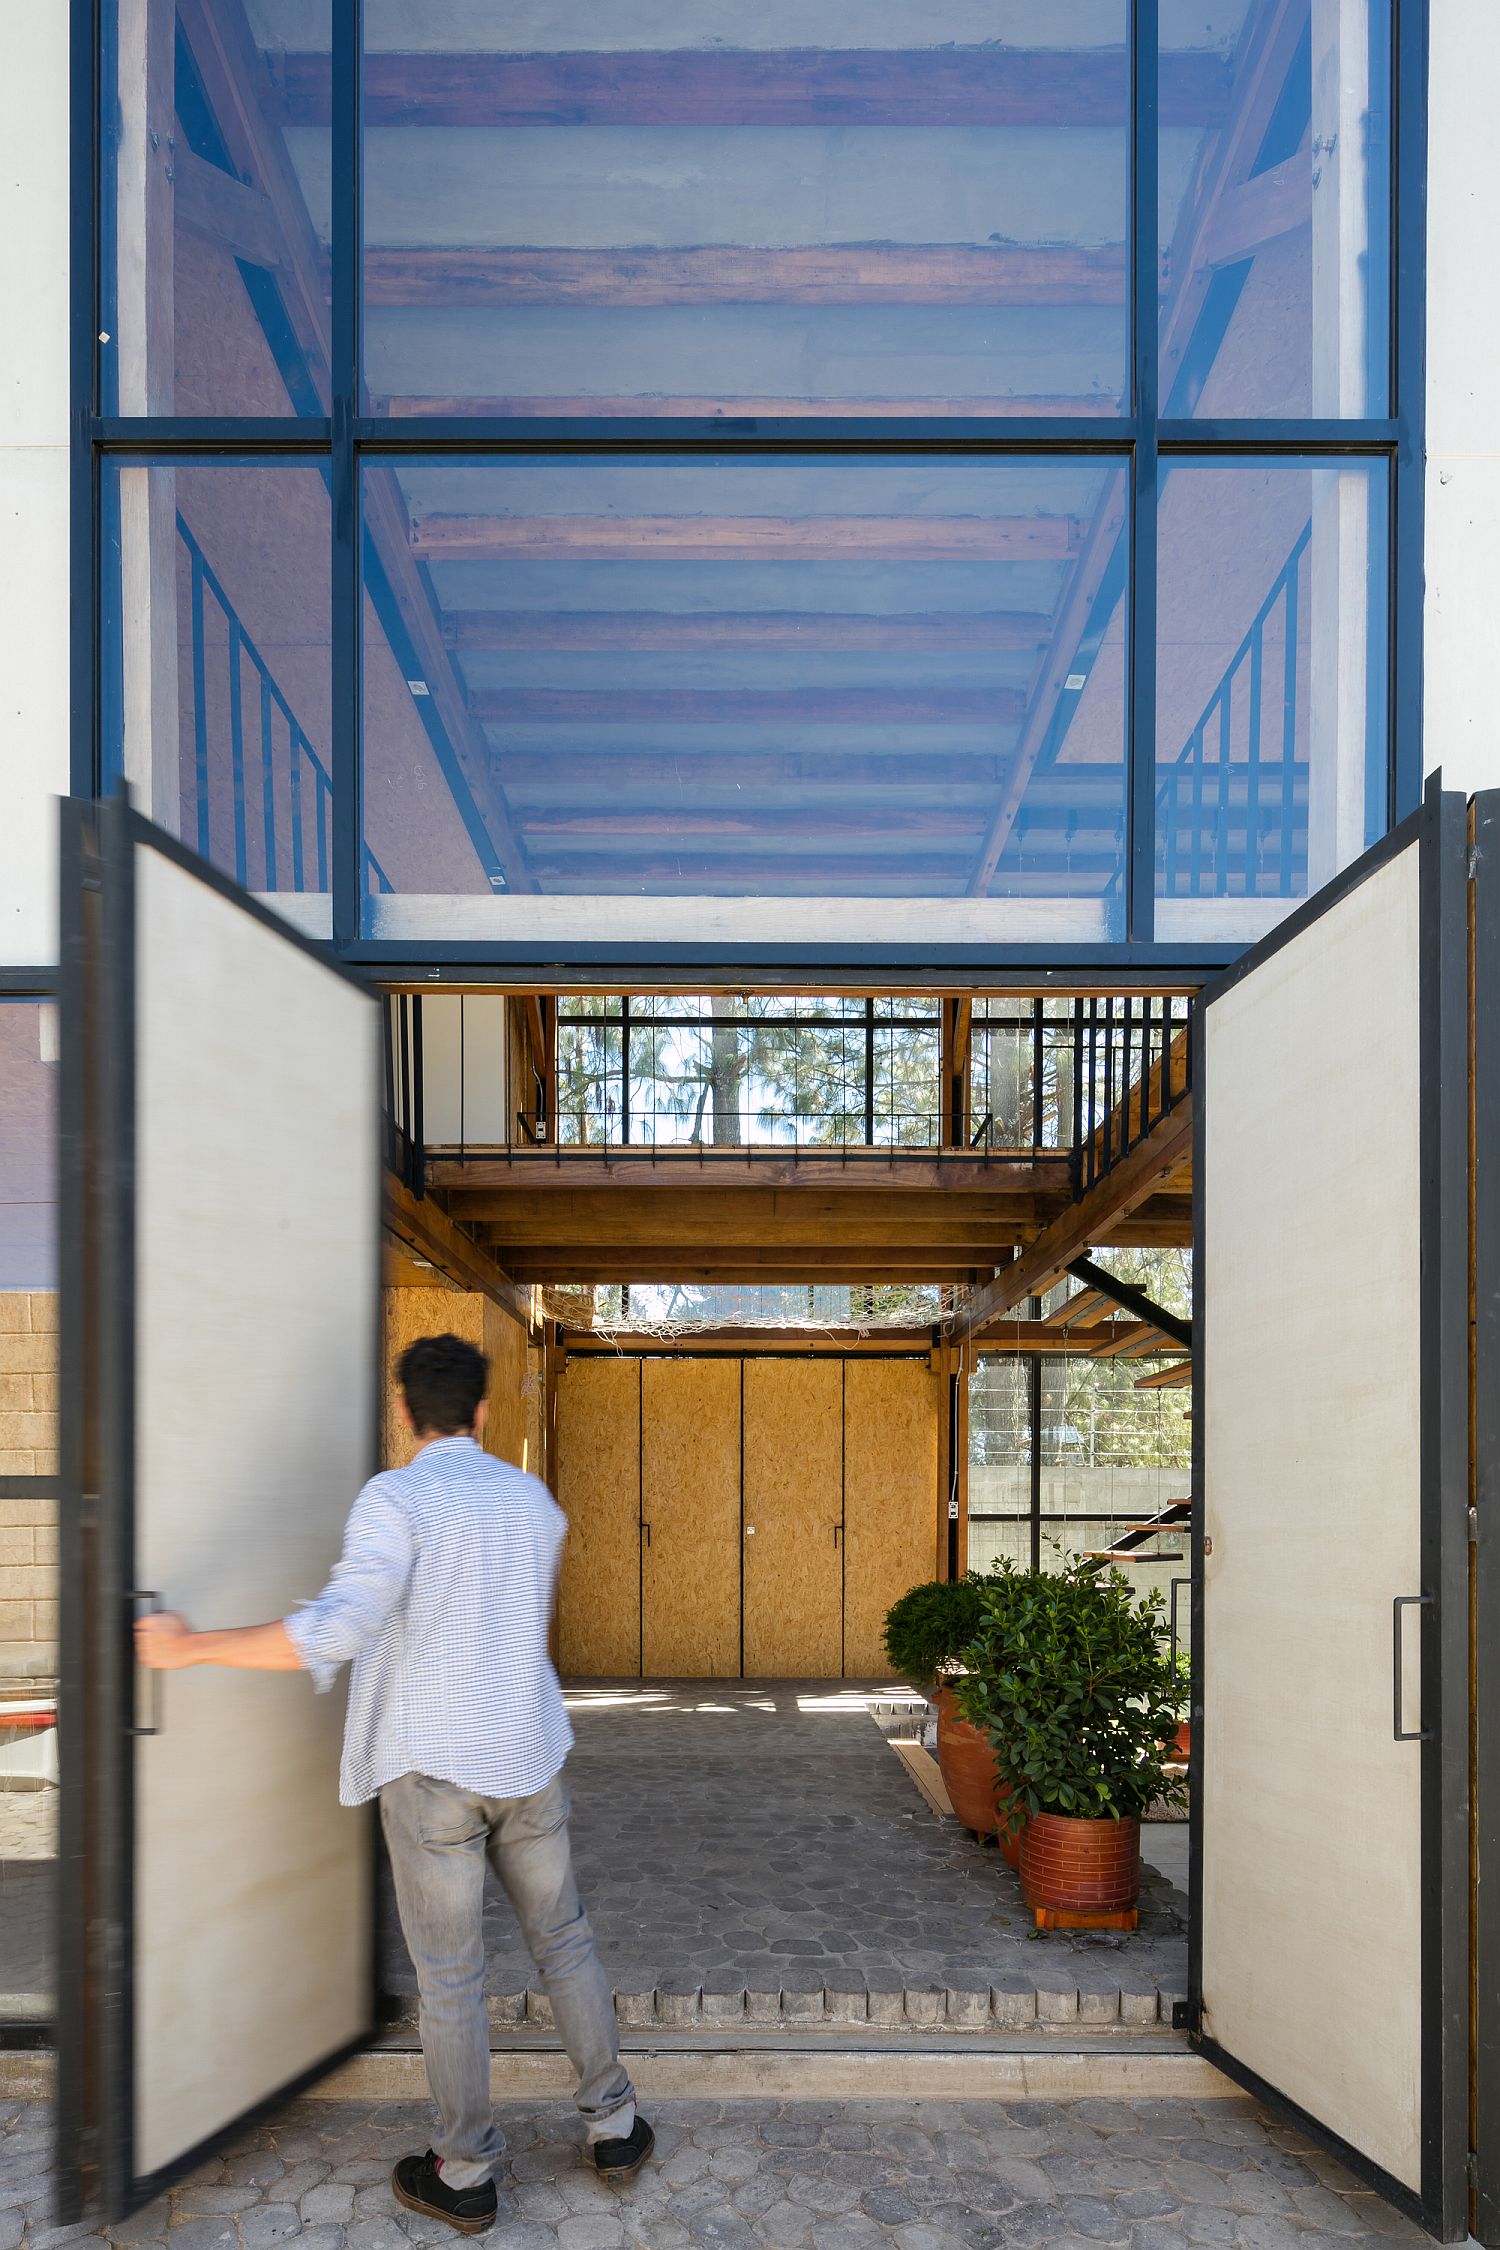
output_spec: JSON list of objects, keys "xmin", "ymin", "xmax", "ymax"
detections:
[
  {"xmin": 104, "ymin": 0, "xmax": 331, "ymax": 416},
  {"xmin": 360, "ymin": 455, "xmax": 1129, "ymax": 941},
  {"xmin": 1159, "ymin": 0, "xmax": 1391, "ymax": 417},
  {"xmin": 102, "ymin": 462, "xmax": 333, "ymax": 917},
  {"xmin": 1155, "ymin": 458, "xmax": 1388, "ymax": 940},
  {"xmin": 358, "ymin": 6, "xmax": 1129, "ymax": 418}
]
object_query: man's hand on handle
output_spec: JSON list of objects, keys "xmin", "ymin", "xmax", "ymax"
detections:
[{"xmin": 134, "ymin": 1612, "xmax": 307, "ymax": 1673}]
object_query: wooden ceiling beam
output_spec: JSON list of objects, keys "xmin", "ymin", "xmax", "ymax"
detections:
[
  {"xmin": 428, "ymin": 1153, "xmax": 1067, "ymax": 1193},
  {"xmin": 384, "ymin": 1174, "xmax": 536, "ymax": 1332},
  {"xmin": 948, "ymin": 1098, "xmax": 1194, "ymax": 1341}
]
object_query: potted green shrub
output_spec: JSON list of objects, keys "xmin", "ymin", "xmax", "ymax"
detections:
[
  {"xmin": 1168, "ymin": 1647, "xmax": 1192, "ymax": 1765},
  {"xmin": 953, "ymin": 1558, "xmax": 1185, "ymax": 1925},
  {"xmin": 882, "ymin": 1574, "xmax": 1013, "ymax": 1846}
]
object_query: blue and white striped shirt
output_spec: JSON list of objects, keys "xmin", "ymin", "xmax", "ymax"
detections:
[{"xmin": 283, "ymin": 1435, "xmax": 573, "ymax": 1807}]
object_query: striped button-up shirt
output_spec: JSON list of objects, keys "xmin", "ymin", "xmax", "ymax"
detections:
[{"xmin": 284, "ymin": 1435, "xmax": 573, "ymax": 1807}]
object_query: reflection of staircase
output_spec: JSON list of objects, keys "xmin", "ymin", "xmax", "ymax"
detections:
[
  {"xmin": 1157, "ymin": 521, "xmax": 1311, "ymax": 898},
  {"xmin": 177, "ymin": 515, "xmax": 391, "ymax": 896}
]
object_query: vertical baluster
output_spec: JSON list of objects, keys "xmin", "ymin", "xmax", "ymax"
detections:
[
  {"xmin": 1121, "ymin": 997, "xmax": 1135, "ymax": 1157},
  {"xmin": 1215, "ymin": 673, "xmax": 1233, "ymax": 895},
  {"xmin": 1070, "ymin": 997, "xmax": 1084, "ymax": 1197},
  {"xmin": 398, "ymin": 996, "xmax": 413, "ymax": 1189},
  {"xmin": 1102, "ymin": 998, "xmax": 1116, "ymax": 1175},
  {"xmin": 260, "ymin": 674, "xmax": 277, "ymax": 891},
  {"xmin": 382, "ymin": 997, "xmax": 397, "ymax": 1174},
  {"xmin": 190, "ymin": 551, "xmax": 211, "ymax": 861},
  {"xmin": 1245, "ymin": 621, "xmax": 1264, "ymax": 900},
  {"xmin": 1032, "ymin": 999, "xmax": 1044, "ymax": 1152},
  {"xmin": 289, "ymin": 730, "xmax": 306, "ymax": 889},
  {"xmin": 228, "ymin": 624, "xmax": 248, "ymax": 887},
  {"xmin": 315, "ymin": 760, "xmax": 330, "ymax": 892},
  {"xmin": 1280, "ymin": 562, "xmax": 1300, "ymax": 895},
  {"xmin": 1163, "ymin": 769, "xmax": 1179, "ymax": 895},
  {"xmin": 1189, "ymin": 723, "xmax": 1206, "ymax": 896}
]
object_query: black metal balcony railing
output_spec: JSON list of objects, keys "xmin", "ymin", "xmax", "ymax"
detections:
[{"xmin": 179, "ymin": 515, "xmax": 391, "ymax": 898}]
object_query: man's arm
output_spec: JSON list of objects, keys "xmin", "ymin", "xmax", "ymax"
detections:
[
  {"xmin": 136, "ymin": 1614, "xmax": 304, "ymax": 1671},
  {"xmin": 135, "ymin": 1476, "xmax": 416, "ymax": 1685}
]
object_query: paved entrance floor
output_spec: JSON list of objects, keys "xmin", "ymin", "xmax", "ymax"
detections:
[
  {"xmin": 6, "ymin": 2089, "xmax": 1426, "ymax": 2248},
  {"xmin": 378, "ymin": 1683, "xmax": 1190, "ymax": 2033}
]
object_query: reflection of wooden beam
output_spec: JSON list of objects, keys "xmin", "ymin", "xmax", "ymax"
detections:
[
  {"xmin": 364, "ymin": 467, "xmax": 537, "ymax": 893},
  {"xmin": 413, "ymin": 516, "xmax": 1084, "ymax": 564},
  {"xmin": 363, "ymin": 243, "xmax": 1126, "ymax": 307},
  {"xmin": 1201, "ymin": 154, "xmax": 1308, "ymax": 271},
  {"xmin": 175, "ymin": 147, "xmax": 286, "ymax": 269},
  {"xmin": 475, "ymin": 687, "xmax": 1026, "ymax": 728},
  {"xmin": 274, "ymin": 47, "xmax": 1230, "ymax": 129},
  {"xmin": 518, "ymin": 854, "xmax": 1119, "ymax": 889},
  {"xmin": 446, "ymin": 611, "xmax": 1052, "ymax": 654},
  {"xmin": 1159, "ymin": 0, "xmax": 1308, "ymax": 400},
  {"xmin": 516, "ymin": 807, "xmax": 990, "ymax": 843},
  {"xmin": 948, "ymin": 1097, "xmax": 1194, "ymax": 1341},
  {"xmin": 385, "ymin": 1173, "xmax": 535, "ymax": 1331},
  {"xmin": 970, "ymin": 472, "xmax": 1127, "ymax": 894},
  {"xmin": 380, "ymin": 393, "xmax": 1122, "ymax": 419},
  {"xmin": 499, "ymin": 753, "xmax": 1122, "ymax": 795},
  {"xmin": 174, "ymin": 0, "xmax": 532, "ymax": 894}
]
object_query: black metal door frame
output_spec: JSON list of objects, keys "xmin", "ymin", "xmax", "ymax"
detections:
[{"xmin": 1186, "ymin": 786, "xmax": 1471, "ymax": 2241}]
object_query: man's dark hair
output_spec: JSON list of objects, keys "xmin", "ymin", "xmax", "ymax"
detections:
[{"xmin": 398, "ymin": 1333, "xmax": 489, "ymax": 1436}]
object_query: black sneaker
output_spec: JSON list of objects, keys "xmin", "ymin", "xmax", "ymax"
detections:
[
  {"xmin": 392, "ymin": 2149, "xmax": 498, "ymax": 2235},
  {"xmin": 593, "ymin": 2115, "xmax": 655, "ymax": 2183}
]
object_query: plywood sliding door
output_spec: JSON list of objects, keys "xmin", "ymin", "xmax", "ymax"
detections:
[
  {"xmin": 742, "ymin": 1360, "xmax": 843, "ymax": 1676},
  {"xmin": 556, "ymin": 1357, "xmax": 641, "ymax": 1676},
  {"xmin": 843, "ymin": 1360, "xmax": 941, "ymax": 1676},
  {"xmin": 641, "ymin": 1360, "xmax": 741, "ymax": 1676}
]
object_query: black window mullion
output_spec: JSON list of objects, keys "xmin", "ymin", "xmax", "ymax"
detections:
[
  {"xmin": 1127, "ymin": 0, "xmax": 1159, "ymax": 947},
  {"xmin": 330, "ymin": 0, "xmax": 361, "ymax": 949}
]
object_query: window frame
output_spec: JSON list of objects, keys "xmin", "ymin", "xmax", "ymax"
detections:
[{"xmin": 71, "ymin": 0, "xmax": 1428, "ymax": 986}]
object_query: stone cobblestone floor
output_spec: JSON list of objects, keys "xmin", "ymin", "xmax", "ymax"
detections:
[
  {"xmin": 7, "ymin": 2090, "xmax": 1429, "ymax": 2249},
  {"xmin": 377, "ymin": 1686, "xmax": 1189, "ymax": 2016}
]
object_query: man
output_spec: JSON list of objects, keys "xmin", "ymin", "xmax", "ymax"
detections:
[{"xmin": 137, "ymin": 1331, "xmax": 651, "ymax": 2237}]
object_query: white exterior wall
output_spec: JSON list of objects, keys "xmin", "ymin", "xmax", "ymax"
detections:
[
  {"xmin": 0, "ymin": 4, "xmax": 70, "ymax": 968},
  {"xmin": 1424, "ymin": 3, "xmax": 1500, "ymax": 795}
]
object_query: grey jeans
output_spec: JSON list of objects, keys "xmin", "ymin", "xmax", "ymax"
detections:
[{"xmin": 380, "ymin": 1769, "xmax": 635, "ymax": 2186}]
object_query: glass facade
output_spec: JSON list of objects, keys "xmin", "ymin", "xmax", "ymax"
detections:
[{"xmin": 92, "ymin": 0, "xmax": 1413, "ymax": 966}]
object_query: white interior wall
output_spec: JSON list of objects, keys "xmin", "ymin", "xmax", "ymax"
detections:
[
  {"xmin": 0, "ymin": 3, "xmax": 70, "ymax": 967},
  {"xmin": 1424, "ymin": 0, "xmax": 1500, "ymax": 795}
]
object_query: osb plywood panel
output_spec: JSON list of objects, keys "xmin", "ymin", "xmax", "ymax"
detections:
[
  {"xmin": 382, "ymin": 1287, "xmax": 482, "ymax": 1469},
  {"xmin": 742, "ymin": 1359, "xmax": 842, "ymax": 1678},
  {"xmin": 641, "ymin": 1358, "xmax": 741, "ymax": 1677},
  {"xmin": 844, "ymin": 1359, "xmax": 942, "ymax": 1677},
  {"xmin": 482, "ymin": 1299, "xmax": 530, "ymax": 1471},
  {"xmin": 556, "ymin": 1357, "xmax": 641, "ymax": 1677}
]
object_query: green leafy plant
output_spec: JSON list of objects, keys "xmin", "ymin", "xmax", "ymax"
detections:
[
  {"xmin": 952, "ymin": 1557, "xmax": 1185, "ymax": 1830},
  {"xmin": 881, "ymin": 1575, "xmax": 989, "ymax": 1692}
]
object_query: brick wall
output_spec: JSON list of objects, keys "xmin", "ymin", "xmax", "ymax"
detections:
[{"xmin": 0, "ymin": 1294, "xmax": 58, "ymax": 1688}]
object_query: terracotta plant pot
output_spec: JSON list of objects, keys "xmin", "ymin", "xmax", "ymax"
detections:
[
  {"xmin": 1172, "ymin": 1720, "xmax": 1191, "ymax": 1762},
  {"xmin": 1019, "ymin": 1811, "xmax": 1141, "ymax": 1917},
  {"xmin": 934, "ymin": 1686, "xmax": 1023, "ymax": 1865}
]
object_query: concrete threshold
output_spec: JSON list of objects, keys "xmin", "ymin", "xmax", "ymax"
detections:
[{"xmin": 324, "ymin": 2039, "xmax": 1232, "ymax": 2105}]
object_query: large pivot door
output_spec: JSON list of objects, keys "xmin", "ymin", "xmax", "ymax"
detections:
[
  {"xmin": 56, "ymin": 802, "xmax": 383, "ymax": 2222},
  {"xmin": 1192, "ymin": 795, "xmax": 1469, "ymax": 2236}
]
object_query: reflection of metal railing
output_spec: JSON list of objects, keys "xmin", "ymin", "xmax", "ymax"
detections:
[
  {"xmin": 178, "ymin": 515, "xmax": 391, "ymax": 897},
  {"xmin": 1158, "ymin": 523, "xmax": 1311, "ymax": 899}
]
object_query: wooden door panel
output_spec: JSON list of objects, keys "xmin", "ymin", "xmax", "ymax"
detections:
[
  {"xmin": 742, "ymin": 1360, "xmax": 842, "ymax": 1677},
  {"xmin": 556, "ymin": 1357, "xmax": 641, "ymax": 1676},
  {"xmin": 642, "ymin": 1359, "xmax": 741, "ymax": 1676},
  {"xmin": 843, "ymin": 1360, "xmax": 940, "ymax": 1676}
]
